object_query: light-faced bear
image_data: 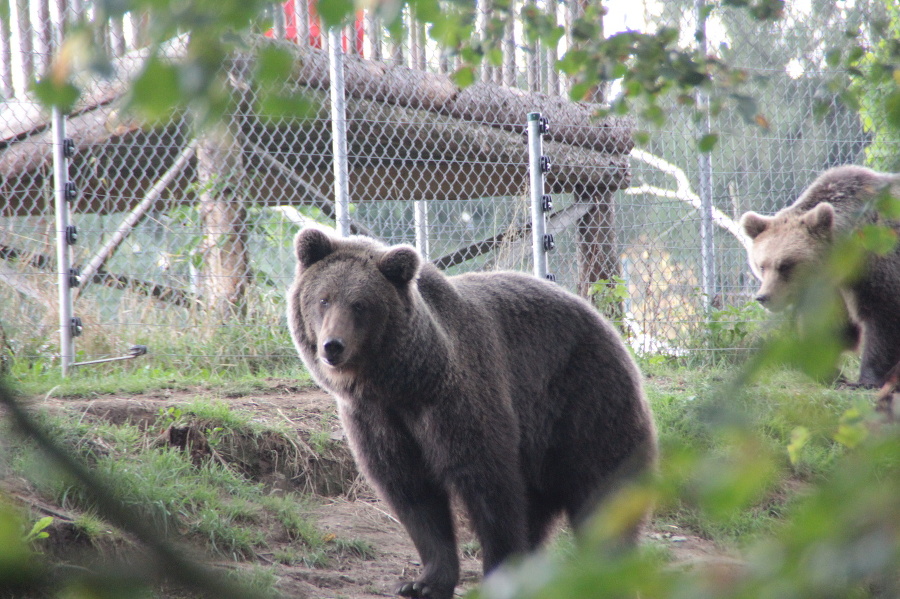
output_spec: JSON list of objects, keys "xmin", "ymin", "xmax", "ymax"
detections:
[
  {"xmin": 740, "ymin": 165, "xmax": 900, "ymax": 387},
  {"xmin": 286, "ymin": 228, "xmax": 657, "ymax": 599}
]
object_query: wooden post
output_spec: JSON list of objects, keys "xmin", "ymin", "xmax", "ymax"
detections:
[
  {"xmin": 294, "ymin": 0, "xmax": 309, "ymax": 47},
  {"xmin": 503, "ymin": 2, "xmax": 516, "ymax": 87},
  {"xmin": 545, "ymin": 1, "xmax": 559, "ymax": 96},
  {"xmin": 130, "ymin": 11, "xmax": 150, "ymax": 49},
  {"xmin": 526, "ymin": 0, "xmax": 539, "ymax": 92},
  {"xmin": 36, "ymin": 0, "xmax": 51, "ymax": 74},
  {"xmin": 15, "ymin": 0, "xmax": 34, "ymax": 89},
  {"xmin": 110, "ymin": 15, "xmax": 126, "ymax": 56},
  {"xmin": 1, "ymin": 11, "xmax": 14, "ymax": 98},
  {"xmin": 365, "ymin": 9, "xmax": 381, "ymax": 62}
]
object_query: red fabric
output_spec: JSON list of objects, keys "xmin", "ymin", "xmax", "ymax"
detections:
[{"xmin": 265, "ymin": 1, "xmax": 364, "ymax": 54}]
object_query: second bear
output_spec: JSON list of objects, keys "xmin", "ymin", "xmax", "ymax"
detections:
[{"xmin": 740, "ymin": 165, "xmax": 900, "ymax": 386}]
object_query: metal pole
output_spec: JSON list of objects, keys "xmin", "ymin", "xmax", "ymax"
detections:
[
  {"xmin": 52, "ymin": 107, "xmax": 74, "ymax": 376},
  {"xmin": 328, "ymin": 26, "xmax": 351, "ymax": 237},
  {"xmin": 527, "ymin": 112, "xmax": 548, "ymax": 279},
  {"xmin": 414, "ymin": 200, "xmax": 429, "ymax": 260},
  {"xmin": 696, "ymin": 0, "xmax": 715, "ymax": 311}
]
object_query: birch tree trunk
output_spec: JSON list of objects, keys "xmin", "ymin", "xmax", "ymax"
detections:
[
  {"xmin": 196, "ymin": 123, "xmax": 249, "ymax": 319},
  {"xmin": 576, "ymin": 183, "xmax": 622, "ymax": 315}
]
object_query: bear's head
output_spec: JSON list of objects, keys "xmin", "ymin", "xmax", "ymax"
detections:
[
  {"xmin": 288, "ymin": 228, "xmax": 421, "ymax": 377},
  {"xmin": 740, "ymin": 202, "xmax": 835, "ymax": 311}
]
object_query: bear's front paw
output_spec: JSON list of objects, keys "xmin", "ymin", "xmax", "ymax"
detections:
[
  {"xmin": 395, "ymin": 579, "xmax": 453, "ymax": 599},
  {"xmin": 396, "ymin": 580, "xmax": 432, "ymax": 598}
]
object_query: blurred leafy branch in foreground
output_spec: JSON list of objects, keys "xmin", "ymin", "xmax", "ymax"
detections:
[
  {"xmin": 21, "ymin": 0, "xmax": 792, "ymax": 146},
  {"xmin": 21, "ymin": 0, "xmax": 899, "ymax": 150}
]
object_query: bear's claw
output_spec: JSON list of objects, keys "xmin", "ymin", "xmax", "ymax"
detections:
[{"xmin": 396, "ymin": 581, "xmax": 433, "ymax": 598}]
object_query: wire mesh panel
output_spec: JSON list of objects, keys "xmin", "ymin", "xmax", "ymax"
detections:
[{"xmin": 1, "ymin": 0, "xmax": 897, "ymax": 371}]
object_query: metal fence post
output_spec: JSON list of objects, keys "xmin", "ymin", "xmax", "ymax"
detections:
[
  {"xmin": 527, "ymin": 112, "xmax": 553, "ymax": 280},
  {"xmin": 52, "ymin": 107, "xmax": 75, "ymax": 376},
  {"xmin": 414, "ymin": 200, "xmax": 430, "ymax": 260},
  {"xmin": 696, "ymin": 0, "xmax": 716, "ymax": 312},
  {"xmin": 328, "ymin": 26, "xmax": 351, "ymax": 237}
]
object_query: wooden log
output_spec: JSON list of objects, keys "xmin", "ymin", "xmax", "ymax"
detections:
[{"xmin": 271, "ymin": 38, "xmax": 632, "ymax": 153}]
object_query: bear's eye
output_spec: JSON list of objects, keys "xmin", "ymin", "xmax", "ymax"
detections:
[
  {"xmin": 777, "ymin": 261, "xmax": 795, "ymax": 276},
  {"xmin": 319, "ymin": 298, "xmax": 329, "ymax": 307}
]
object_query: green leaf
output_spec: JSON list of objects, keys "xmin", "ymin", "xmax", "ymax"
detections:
[
  {"xmin": 825, "ymin": 48, "xmax": 842, "ymax": 68},
  {"xmin": 255, "ymin": 46, "xmax": 295, "ymax": 86},
  {"xmin": 486, "ymin": 47, "xmax": 503, "ymax": 67},
  {"xmin": 131, "ymin": 58, "xmax": 180, "ymax": 123},
  {"xmin": 833, "ymin": 409, "xmax": 868, "ymax": 449},
  {"xmin": 876, "ymin": 192, "xmax": 900, "ymax": 220},
  {"xmin": 316, "ymin": 0, "xmax": 355, "ymax": 28},
  {"xmin": 787, "ymin": 427, "xmax": 811, "ymax": 466},
  {"xmin": 257, "ymin": 90, "xmax": 316, "ymax": 123},
  {"xmin": 698, "ymin": 133, "xmax": 719, "ymax": 152},
  {"xmin": 856, "ymin": 224, "xmax": 898, "ymax": 256},
  {"xmin": 569, "ymin": 82, "xmax": 592, "ymax": 102},
  {"xmin": 24, "ymin": 516, "xmax": 54, "ymax": 544},
  {"xmin": 885, "ymin": 89, "xmax": 900, "ymax": 130},
  {"xmin": 31, "ymin": 78, "xmax": 80, "ymax": 112},
  {"xmin": 450, "ymin": 66, "xmax": 475, "ymax": 89}
]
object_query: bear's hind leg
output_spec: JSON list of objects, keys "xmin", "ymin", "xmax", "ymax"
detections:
[
  {"xmin": 526, "ymin": 490, "xmax": 560, "ymax": 550},
  {"xmin": 453, "ymin": 468, "xmax": 529, "ymax": 575}
]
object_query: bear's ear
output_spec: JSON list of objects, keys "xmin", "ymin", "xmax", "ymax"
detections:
[
  {"xmin": 802, "ymin": 202, "xmax": 835, "ymax": 237},
  {"xmin": 294, "ymin": 228, "xmax": 334, "ymax": 271},
  {"xmin": 377, "ymin": 245, "xmax": 421, "ymax": 286},
  {"xmin": 740, "ymin": 212, "xmax": 771, "ymax": 240}
]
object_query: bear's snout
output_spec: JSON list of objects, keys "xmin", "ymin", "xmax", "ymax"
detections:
[
  {"xmin": 321, "ymin": 338, "xmax": 346, "ymax": 366},
  {"xmin": 755, "ymin": 293, "xmax": 770, "ymax": 306}
]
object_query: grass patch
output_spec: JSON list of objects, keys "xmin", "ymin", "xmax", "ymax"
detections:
[
  {"xmin": 642, "ymin": 362, "xmax": 871, "ymax": 546},
  {"xmin": 1, "ymin": 401, "xmax": 343, "ymax": 569},
  {"xmin": 6, "ymin": 363, "xmax": 314, "ymax": 399}
]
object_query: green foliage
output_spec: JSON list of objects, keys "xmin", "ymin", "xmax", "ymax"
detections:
[
  {"xmin": 22, "ymin": 516, "xmax": 54, "ymax": 544},
  {"xmin": 843, "ymin": 1, "xmax": 900, "ymax": 171},
  {"xmin": 688, "ymin": 300, "xmax": 768, "ymax": 363},
  {"xmin": 0, "ymin": 502, "xmax": 47, "ymax": 590},
  {"xmin": 4, "ymin": 406, "xmax": 318, "ymax": 563},
  {"xmin": 587, "ymin": 275, "xmax": 628, "ymax": 325}
]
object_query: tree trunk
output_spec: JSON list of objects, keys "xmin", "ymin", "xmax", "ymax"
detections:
[
  {"xmin": 576, "ymin": 183, "xmax": 622, "ymax": 314},
  {"xmin": 196, "ymin": 124, "xmax": 249, "ymax": 320}
]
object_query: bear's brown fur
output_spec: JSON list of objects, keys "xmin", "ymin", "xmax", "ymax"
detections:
[
  {"xmin": 287, "ymin": 228, "xmax": 657, "ymax": 599},
  {"xmin": 740, "ymin": 165, "xmax": 900, "ymax": 386}
]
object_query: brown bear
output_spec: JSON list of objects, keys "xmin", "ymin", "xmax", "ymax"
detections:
[
  {"xmin": 286, "ymin": 228, "xmax": 657, "ymax": 599},
  {"xmin": 740, "ymin": 165, "xmax": 900, "ymax": 387}
]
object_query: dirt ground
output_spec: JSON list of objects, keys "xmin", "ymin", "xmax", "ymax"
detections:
[{"xmin": 14, "ymin": 380, "xmax": 738, "ymax": 599}]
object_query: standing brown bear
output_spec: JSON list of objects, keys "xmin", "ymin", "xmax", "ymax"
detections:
[
  {"xmin": 740, "ymin": 165, "xmax": 900, "ymax": 387},
  {"xmin": 287, "ymin": 228, "xmax": 657, "ymax": 599}
]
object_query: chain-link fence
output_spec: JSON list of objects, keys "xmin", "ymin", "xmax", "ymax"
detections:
[{"xmin": 1, "ymin": 0, "xmax": 896, "ymax": 372}]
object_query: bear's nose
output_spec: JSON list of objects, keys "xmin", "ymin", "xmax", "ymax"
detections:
[
  {"xmin": 322, "ymin": 338, "xmax": 345, "ymax": 365},
  {"xmin": 755, "ymin": 293, "xmax": 770, "ymax": 305}
]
